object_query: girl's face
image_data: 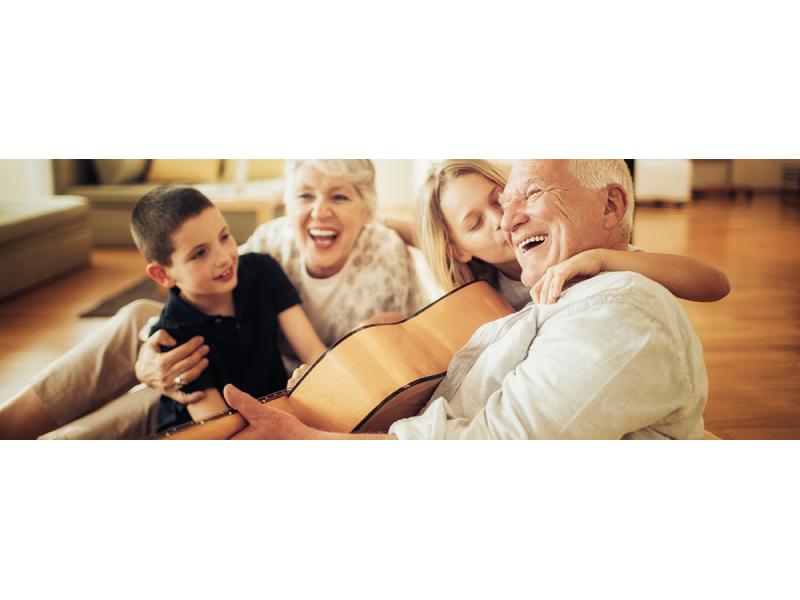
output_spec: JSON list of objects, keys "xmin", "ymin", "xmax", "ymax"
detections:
[
  {"xmin": 439, "ymin": 173, "xmax": 521, "ymax": 279},
  {"xmin": 286, "ymin": 166, "xmax": 370, "ymax": 278}
]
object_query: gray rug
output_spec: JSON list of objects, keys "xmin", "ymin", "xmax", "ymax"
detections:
[{"xmin": 80, "ymin": 277, "xmax": 166, "ymax": 318}]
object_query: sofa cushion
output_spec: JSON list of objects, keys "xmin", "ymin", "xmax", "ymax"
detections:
[
  {"xmin": 65, "ymin": 183, "xmax": 161, "ymax": 205},
  {"xmin": 0, "ymin": 196, "xmax": 89, "ymax": 245},
  {"xmin": 93, "ymin": 159, "xmax": 150, "ymax": 185},
  {"xmin": 146, "ymin": 159, "xmax": 221, "ymax": 183},
  {"xmin": 0, "ymin": 196, "xmax": 91, "ymax": 299}
]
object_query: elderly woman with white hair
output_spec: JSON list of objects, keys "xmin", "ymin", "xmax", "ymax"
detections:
[
  {"xmin": 0, "ymin": 159, "xmax": 434, "ymax": 439},
  {"xmin": 239, "ymin": 159, "xmax": 427, "ymax": 344}
]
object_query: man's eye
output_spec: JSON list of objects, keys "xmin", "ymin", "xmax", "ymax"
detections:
[{"xmin": 526, "ymin": 188, "xmax": 542, "ymax": 200}]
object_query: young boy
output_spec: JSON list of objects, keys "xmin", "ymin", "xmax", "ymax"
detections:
[{"xmin": 130, "ymin": 185, "xmax": 325, "ymax": 431}]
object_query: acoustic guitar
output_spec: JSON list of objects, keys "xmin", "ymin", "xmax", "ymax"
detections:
[{"xmin": 153, "ymin": 280, "xmax": 514, "ymax": 439}]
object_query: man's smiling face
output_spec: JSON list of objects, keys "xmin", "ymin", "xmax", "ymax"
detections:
[{"xmin": 500, "ymin": 160, "xmax": 608, "ymax": 288}]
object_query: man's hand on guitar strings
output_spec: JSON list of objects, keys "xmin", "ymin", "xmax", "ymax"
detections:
[{"xmin": 224, "ymin": 384, "xmax": 316, "ymax": 440}]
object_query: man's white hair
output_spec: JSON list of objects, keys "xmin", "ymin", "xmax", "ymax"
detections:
[
  {"xmin": 284, "ymin": 159, "xmax": 378, "ymax": 220},
  {"xmin": 567, "ymin": 160, "xmax": 635, "ymax": 241}
]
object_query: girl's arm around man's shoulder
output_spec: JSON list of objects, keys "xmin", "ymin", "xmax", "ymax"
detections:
[{"xmin": 530, "ymin": 248, "xmax": 731, "ymax": 305}]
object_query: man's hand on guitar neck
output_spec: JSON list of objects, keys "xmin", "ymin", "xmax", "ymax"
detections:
[{"xmin": 223, "ymin": 385, "xmax": 397, "ymax": 440}]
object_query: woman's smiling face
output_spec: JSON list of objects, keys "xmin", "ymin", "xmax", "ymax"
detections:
[
  {"xmin": 286, "ymin": 165, "xmax": 370, "ymax": 278},
  {"xmin": 439, "ymin": 172, "xmax": 521, "ymax": 279}
]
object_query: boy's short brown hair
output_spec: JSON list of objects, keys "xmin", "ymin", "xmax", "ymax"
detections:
[{"xmin": 130, "ymin": 186, "xmax": 214, "ymax": 265}]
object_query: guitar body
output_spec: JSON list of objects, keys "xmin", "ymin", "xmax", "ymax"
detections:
[{"xmin": 156, "ymin": 280, "xmax": 514, "ymax": 439}]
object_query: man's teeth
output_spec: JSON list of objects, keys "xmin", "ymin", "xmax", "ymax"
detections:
[{"xmin": 518, "ymin": 235, "xmax": 549, "ymax": 250}]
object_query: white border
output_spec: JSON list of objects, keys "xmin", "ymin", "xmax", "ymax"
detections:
[{"xmin": 2, "ymin": 2, "xmax": 799, "ymax": 599}]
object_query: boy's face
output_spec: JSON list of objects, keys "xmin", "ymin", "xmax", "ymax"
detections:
[{"xmin": 159, "ymin": 206, "xmax": 239, "ymax": 297}]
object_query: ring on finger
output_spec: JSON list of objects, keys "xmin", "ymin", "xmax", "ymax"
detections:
[{"xmin": 173, "ymin": 375, "xmax": 185, "ymax": 390}]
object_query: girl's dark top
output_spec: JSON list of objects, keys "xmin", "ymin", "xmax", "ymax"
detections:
[{"xmin": 151, "ymin": 253, "xmax": 301, "ymax": 431}]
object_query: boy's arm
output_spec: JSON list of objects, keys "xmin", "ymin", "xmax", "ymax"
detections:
[
  {"xmin": 185, "ymin": 387, "xmax": 229, "ymax": 422},
  {"xmin": 277, "ymin": 305, "xmax": 327, "ymax": 365},
  {"xmin": 532, "ymin": 248, "xmax": 731, "ymax": 304}
]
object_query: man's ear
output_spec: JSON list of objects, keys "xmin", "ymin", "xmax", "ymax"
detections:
[
  {"xmin": 145, "ymin": 262, "xmax": 175, "ymax": 288},
  {"xmin": 603, "ymin": 184, "xmax": 628, "ymax": 230}
]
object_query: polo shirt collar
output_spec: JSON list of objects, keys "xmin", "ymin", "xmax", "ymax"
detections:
[
  {"xmin": 162, "ymin": 257, "xmax": 257, "ymax": 327},
  {"xmin": 163, "ymin": 286, "xmax": 213, "ymax": 327}
]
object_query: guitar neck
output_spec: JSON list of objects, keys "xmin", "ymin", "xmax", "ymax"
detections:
[{"xmin": 152, "ymin": 389, "xmax": 287, "ymax": 440}]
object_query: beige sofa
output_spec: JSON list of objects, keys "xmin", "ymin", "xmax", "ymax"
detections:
[
  {"xmin": 0, "ymin": 195, "xmax": 91, "ymax": 300},
  {"xmin": 53, "ymin": 160, "xmax": 286, "ymax": 245}
]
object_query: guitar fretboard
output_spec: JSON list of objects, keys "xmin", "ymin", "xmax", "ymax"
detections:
[{"xmin": 149, "ymin": 388, "xmax": 288, "ymax": 439}]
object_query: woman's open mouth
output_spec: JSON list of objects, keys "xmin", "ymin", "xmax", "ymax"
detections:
[
  {"xmin": 308, "ymin": 228, "xmax": 339, "ymax": 249},
  {"xmin": 517, "ymin": 234, "xmax": 549, "ymax": 253}
]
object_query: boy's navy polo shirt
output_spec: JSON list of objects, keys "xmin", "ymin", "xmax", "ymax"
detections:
[{"xmin": 151, "ymin": 253, "xmax": 301, "ymax": 430}]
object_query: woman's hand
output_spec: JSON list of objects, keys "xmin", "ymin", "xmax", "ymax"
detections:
[
  {"xmin": 531, "ymin": 249, "xmax": 606, "ymax": 304},
  {"xmin": 135, "ymin": 330, "xmax": 210, "ymax": 404},
  {"xmin": 358, "ymin": 311, "xmax": 405, "ymax": 327},
  {"xmin": 288, "ymin": 364, "xmax": 310, "ymax": 388}
]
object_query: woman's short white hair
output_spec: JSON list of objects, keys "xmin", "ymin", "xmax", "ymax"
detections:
[
  {"xmin": 284, "ymin": 159, "xmax": 378, "ymax": 220},
  {"xmin": 568, "ymin": 160, "xmax": 636, "ymax": 241}
]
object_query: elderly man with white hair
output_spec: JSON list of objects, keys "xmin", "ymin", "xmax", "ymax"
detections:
[{"xmin": 224, "ymin": 159, "xmax": 708, "ymax": 440}]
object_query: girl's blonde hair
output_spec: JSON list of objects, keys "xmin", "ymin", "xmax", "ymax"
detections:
[{"xmin": 417, "ymin": 159, "xmax": 509, "ymax": 292}]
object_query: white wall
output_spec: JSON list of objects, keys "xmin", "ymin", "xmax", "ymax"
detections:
[
  {"xmin": 373, "ymin": 160, "xmax": 415, "ymax": 211},
  {"xmin": 634, "ymin": 159, "xmax": 693, "ymax": 203},
  {"xmin": 374, "ymin": 159, "xmax": 513, "ymax": 216},
  {"xmin": 691, "ymin": 159, "xmax": 800, "ymax": 189},
  {"xmin": 0, "ymin": 160, "xmax": 54, "ymax": 199},
  {"xmin": 732, "ymin": 159, "xmax": 800, "ymax": 187},
  {"xmin": 692, "ymin": 159, "xmax": 730, "ymax": 187}
]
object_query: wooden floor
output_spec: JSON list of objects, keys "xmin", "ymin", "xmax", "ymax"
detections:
[
  {"xmin": 0, "ymin": 249, "xmax": 148, "ymax": 405},
  {"xmin": 635, "ymin": 195, "xmax": 800, "ymax": 439},
  {"xmin": 1, "ymin": 195, "xmax": 799, "ymax": 439}
]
